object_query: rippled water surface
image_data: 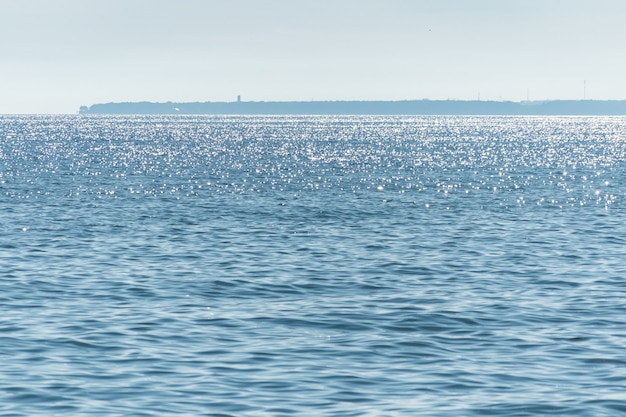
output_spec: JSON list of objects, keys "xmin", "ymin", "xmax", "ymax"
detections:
[{"xmin": 2, "ymin": 115, "xmax": 626, "ymax": 416}]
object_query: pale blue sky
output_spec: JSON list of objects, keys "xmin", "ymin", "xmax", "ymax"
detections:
[{"xmin": 1, "ymin": 0, "xmax": 625, "ymax": 113}]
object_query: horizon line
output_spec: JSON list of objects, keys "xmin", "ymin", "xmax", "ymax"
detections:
[{"xmin": 87, "ymin": 98, "xmax": 626, "ymax": 105}]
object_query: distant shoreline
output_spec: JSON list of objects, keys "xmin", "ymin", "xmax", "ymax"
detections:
[{"xmin": 79, "ymin": 99, "xmax": 626, "ymax": 116}]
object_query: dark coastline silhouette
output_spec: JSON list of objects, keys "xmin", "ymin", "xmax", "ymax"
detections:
[{"xmin": 79, "ymin": 99, "xmax": 626, "ymax": 115}]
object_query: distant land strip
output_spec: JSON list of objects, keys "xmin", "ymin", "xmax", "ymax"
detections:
[{"xmin": 79, "ymin": 100, "xmax": 626, "ymax": 116}]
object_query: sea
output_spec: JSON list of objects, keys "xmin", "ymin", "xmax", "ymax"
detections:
[{"xmin": 1, "ymin": 114, "xmax": 626, "ymax": 416}]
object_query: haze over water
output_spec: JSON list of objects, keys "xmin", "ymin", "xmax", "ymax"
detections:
[{"xmin": 2, "ymin": 115, "xmax": 626, "ymax": 416}]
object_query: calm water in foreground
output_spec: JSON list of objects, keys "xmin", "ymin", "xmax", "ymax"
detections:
[{"xmin": 1, "ymin": 115, "xmax": 626, "ymax": 416}]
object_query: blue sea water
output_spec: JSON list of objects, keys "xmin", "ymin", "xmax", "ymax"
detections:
[{"xmin": 1, "ymin": 115, "xmax": 626, "ymax": 416}]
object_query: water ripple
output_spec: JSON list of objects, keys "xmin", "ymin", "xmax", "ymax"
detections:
[{"xmin": 1, "ymin": 115, "xmax": 626, "ymax": 416}]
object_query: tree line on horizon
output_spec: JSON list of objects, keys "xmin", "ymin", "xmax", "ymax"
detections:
[{"xmin": 79, "ymin": 99, "xmax": 626, "ymax": 115}]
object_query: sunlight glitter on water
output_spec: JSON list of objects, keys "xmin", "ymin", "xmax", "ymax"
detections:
[{"xmin": 1, "ymin": 115, "xmax": 626, "ymax": 416}]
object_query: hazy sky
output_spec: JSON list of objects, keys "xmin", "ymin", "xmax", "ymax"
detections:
[{"xmin": 2, "ymin": 0, "xmax": 626, "ymax": 113}]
